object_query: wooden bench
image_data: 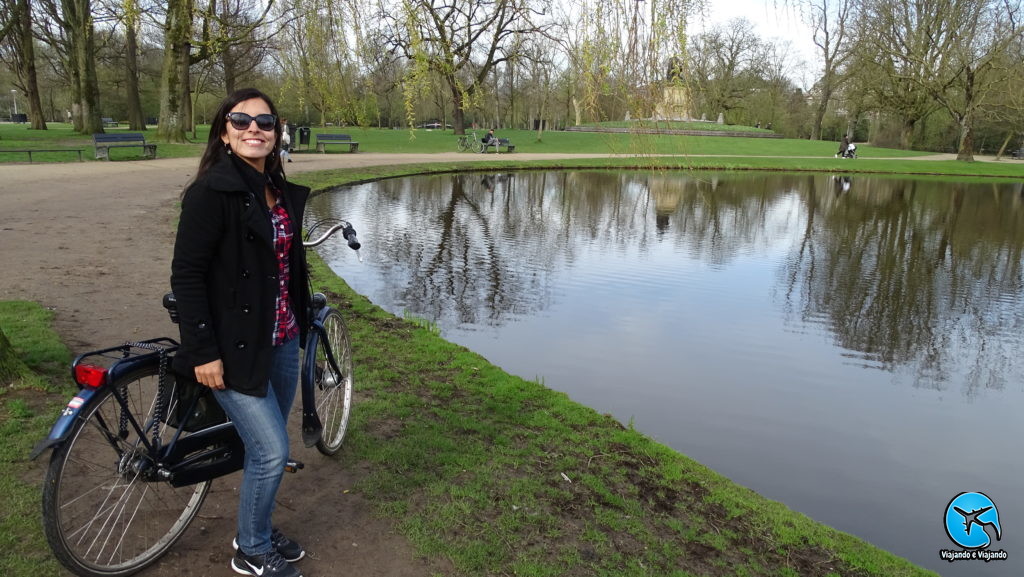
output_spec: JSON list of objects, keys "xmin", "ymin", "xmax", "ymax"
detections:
[
  {"xmin": 1, "ymin": 148, "xmax": 84, "ymax": 163},
  {"xmin": 315, "ymin": 133, "xmax": 359, "ymax": 153},
  {"xmin": 482, "ymin": 138, "xmax": 515, "ymax": 153},
  {"xmin": 101, "ymin": 117, "xmax": 118, "ymax": 128},
  {"xmin": 93, "ymin": 132, "xmax": 157, "ymax": 160}
]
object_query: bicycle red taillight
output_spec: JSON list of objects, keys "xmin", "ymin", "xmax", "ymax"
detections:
[{"xmin": 75, "ymin": 364, "xmax": 108, "ymax": 389}]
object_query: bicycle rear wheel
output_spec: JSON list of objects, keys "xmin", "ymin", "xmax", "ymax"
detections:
[
  {"xmin": 312, "ymin": 308, "xmax": 354, "ymax": 455},
  {"xmin": 457, "ymin": 137, "xmax": 470, "ymax": 152},
  {"xmin": 42, "ymin": 366, "xmax": 211, "ymax": 577}
]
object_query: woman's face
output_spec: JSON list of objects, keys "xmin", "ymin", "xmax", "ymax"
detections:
[{"xmin": 220, "ymin": 97, "xmax": 277, "ymax": 171}]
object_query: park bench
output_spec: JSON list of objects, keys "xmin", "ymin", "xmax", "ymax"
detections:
[
  {"xmin": 315, "ymin": 133, "xmax": 359, "ymax": 153},
  {"xmin": 101, "ymin": 117, "xmax": 118, "ymax": 128},
  {"xmin": 93, "ymin": 132, "xmax": 157, "ymax": 160},
  {"xmin": 482, "ymin": 137, "xmax": 515, "ymax": 153},
  {"xmin": 1, "ymin": 148, "xmax": 84, "ymax": 163},
  {"xmin": 1011, "ymin": 149, "xmax": 1023, "ymax": 160}
]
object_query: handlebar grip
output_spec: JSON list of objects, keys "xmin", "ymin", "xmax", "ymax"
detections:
[
  {"xmin": 342, "ymin": 224, "xmax": 361, "ymax": 250},
  {"xmin": 162, "ymin": 292, "xmax": 180, "ymax": 324}
]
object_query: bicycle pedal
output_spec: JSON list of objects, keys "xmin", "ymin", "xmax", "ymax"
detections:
[{"xmin": 284, "ymin": 459, "xmax": 305, "ymax": 473}]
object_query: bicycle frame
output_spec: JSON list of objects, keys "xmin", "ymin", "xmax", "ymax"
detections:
[
  {"xmin": 32, "ymin": 221, "xmax": 360, "ymax": 477},
  {"xmin": 30, "ymin": 337, "xmax": 245, "ymax": 488}
]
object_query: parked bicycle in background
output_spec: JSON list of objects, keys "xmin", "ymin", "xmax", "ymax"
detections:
[{"xmin": 457, "ymin": 132, "xmax": 480, "ymax": 152}]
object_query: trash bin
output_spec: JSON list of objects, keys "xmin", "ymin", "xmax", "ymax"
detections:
[{"xmin": 297, "ymin": 126, "xmax": 311, "ymax": 149}]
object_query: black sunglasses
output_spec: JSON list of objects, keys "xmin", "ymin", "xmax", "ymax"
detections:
[{"xmin": 225, "ymin": 112, "xmax": 277, "ymax": 131}]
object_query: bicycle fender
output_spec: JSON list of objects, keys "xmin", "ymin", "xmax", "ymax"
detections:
[
  {"xmin": 29, "ymin": 388, "xmax": 99, "ymax": 460},
  {"xmin": 300, "ymin": 309, "xmax": 335, "ymax": 447}
]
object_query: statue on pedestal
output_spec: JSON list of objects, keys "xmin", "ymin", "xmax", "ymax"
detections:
[{"xmin": 653, "ymin": 55, "xmax": 691, "ymax": 121}]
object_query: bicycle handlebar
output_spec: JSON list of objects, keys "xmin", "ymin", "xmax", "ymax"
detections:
[{"xmin": 303, "ymin": 220, "xmax": 361, "ymax": 250}]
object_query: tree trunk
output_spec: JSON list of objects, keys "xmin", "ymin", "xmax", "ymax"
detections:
[
  {"xmin": 62, "ymin": 0, "xmax": 103, "ymax": 134},
  {"xmin": 17, "ymin": 0, "xmax": 47, "ymax": 129},
  {"xmin": 956, "ymin": 113, "xmax": 975, "ymax": 161},
  {"xmin": 900, "ymin": 118, "xmax": 916, "ymax": 150},
  {"xmin": 223, "ymin": 46, "xmax": 238, "ymax": 95},
  {"xmin": 449, "ymin": 81, "xmax": 466, "ymax": 134},
  {"xmin": 125, "ymin": 11, "xmax": 146, "ymax": 130},
  {"xmin": 0, "ymin": 327, "xmax": 28, "ymax": 386},
  {"xmin": 811, "ymin": 79, "xmax": 832, "ymax": 141},
  {"xmin": 157, "ymin": 0, "xmax": 194, "ymax": 142},
  {"xmin": 955, "ymin": 68, "xmax": 976, "ymax": 162}
]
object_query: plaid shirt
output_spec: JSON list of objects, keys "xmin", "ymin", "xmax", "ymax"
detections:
[{"xmin": 269, "ymin": 201, "xmax": 299, "ymax": 346}]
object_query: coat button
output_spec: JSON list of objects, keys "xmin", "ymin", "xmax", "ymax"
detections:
[
  {"xmin": 267, "ymin": 274, "xmax": 278, "ymax": 280},
  {"xmin": 246, "ymin": 233, "xmax": 255, "ymax": 241},
  {"xmin": 197, "ymin": 322, "xmax": 207, "ymax": 329},
  {"xmin": 241, "ymin": 269, "xmax": 250, "ymax": 279},
  {"xmin": 241, "ymin": 305, "xmax": 251, "ymax": 314},
  {"xmin": 235, "ymin": 341, "xmax": 247, "ymax": 349}
]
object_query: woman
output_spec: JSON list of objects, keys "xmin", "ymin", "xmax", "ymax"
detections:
[
  {"xmin": 837, "ymin": 135, "xmax": 850, "ymax": 158},
  {"xmin": 171, "ymin": 88, "xmax": 310, "ymax": 577}
]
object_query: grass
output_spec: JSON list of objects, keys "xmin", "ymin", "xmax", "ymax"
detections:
[
  {"xmin": 7, "ymin": 119, "xmax": 1024, "ymax": 180},
  {"xmin": 0, "ymin": 302, "xmax": 70, "ymax": 577}
]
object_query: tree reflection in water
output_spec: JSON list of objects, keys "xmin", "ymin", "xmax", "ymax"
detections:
[{"xmin": 309, "ymin": 171, "xmax": 1024, "ymax": 399}]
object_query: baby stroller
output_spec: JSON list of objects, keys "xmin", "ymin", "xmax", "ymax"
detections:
[{"xmin": 836, "ymin": 142, "xmax": 857, "ymax": 159}]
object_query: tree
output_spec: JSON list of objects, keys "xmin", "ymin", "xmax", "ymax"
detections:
[
  {"xmin": 804, "ymin": 0, "xmax": 857, "ymax": 141},
  {"xmin": 0, "ymin": 0, "xmax": 48, "ymax": 128},
  {"xmin": 856, "ymin": 0, "xmax": 943, "ymax": 148},
  {"xmin": 687, "ymin": 19, "xmax": 764, "ymax": 122},
  {"xmin": 858, "ymin": 0, "xmax": 1023, "ymax": 159},
  {"xmin": 377, "ymin": 0, "xmax": 553, "ymax": 134},
  {"xmin": 157, "ymin": 0, "xmax": 276, "ymax": 142}
]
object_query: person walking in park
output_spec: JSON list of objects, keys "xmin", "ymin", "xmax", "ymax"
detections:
[
  {"xmin": 170, "ymin": 87, "xmax": 311, "ymax": 577},
  {"xmin": 280, "ymin": 118, "xmax": 293, "ymax": 162},
  {"xmin": 837, "ymin": 135, "xmax": 850, "ymax": 158}
]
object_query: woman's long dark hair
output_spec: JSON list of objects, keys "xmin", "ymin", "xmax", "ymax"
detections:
[{"xmin": 191, "ymin": 87, "xmax": 284, "ymax": 186}]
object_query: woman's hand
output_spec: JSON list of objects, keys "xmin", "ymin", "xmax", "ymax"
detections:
[{"xmin": 194, "ymin": 359, "xmax": 226, "ymax": 390}]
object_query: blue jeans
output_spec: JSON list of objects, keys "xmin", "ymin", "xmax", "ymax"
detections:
[{"xmin": 213, "ymin": 336, "xmax": 299, "ymax": 555}]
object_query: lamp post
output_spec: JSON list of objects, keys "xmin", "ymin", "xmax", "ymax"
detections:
[{"xmin": 10, "ymin": 90, "xmax": 17, "ymax": 118}]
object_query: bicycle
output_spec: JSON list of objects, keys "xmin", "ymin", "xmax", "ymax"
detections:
[
  {"xmin": 30, "ymin": 219, "xmax": 361, "ymax": 577},
  {"xmin": 457, "ymin": 131, "xmax": 479, "ymax": 152}
]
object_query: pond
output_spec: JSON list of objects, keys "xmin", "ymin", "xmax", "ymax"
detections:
[{"xmin": 307, "ymin": 170, "xmax": 1024, "ymax": 576}]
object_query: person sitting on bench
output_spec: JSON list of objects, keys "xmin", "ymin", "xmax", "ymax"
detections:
[{"xmin": 479, "ymin": 129, "xmax": 497, "ymax": 152}]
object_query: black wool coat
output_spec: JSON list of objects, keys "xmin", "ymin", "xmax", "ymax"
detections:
[{"xmin": 170, "ymin": 154, "xmax": 311, "ymax": 396}]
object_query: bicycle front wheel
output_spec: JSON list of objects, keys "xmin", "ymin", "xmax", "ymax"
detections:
[
  {"xmin": 42, "ymin": 367, "xmax": 211, "ymax": 577},
  {"xmin": 312, "ymin": 308, "xmax": 354, "ymax": 455}
]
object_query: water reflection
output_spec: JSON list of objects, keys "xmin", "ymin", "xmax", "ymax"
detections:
[
  {"xmin": 308, "ymin": 171, "xmax": 1024, "ymax": 576},
  {"xmin": 316, "ymin": 171, "xmax": 1024, "ymax": 397}
]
